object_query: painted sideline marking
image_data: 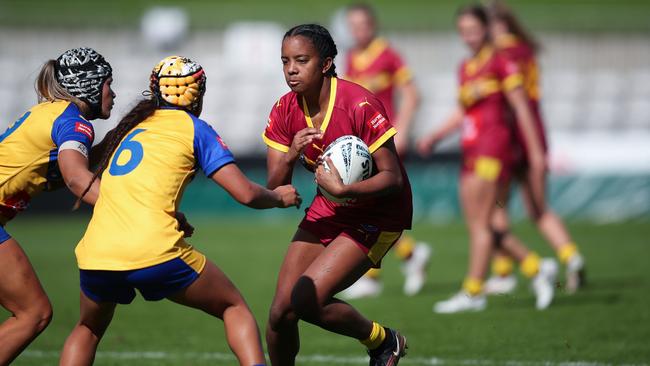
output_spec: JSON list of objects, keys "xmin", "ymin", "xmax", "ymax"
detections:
[{"xmin": 21, "ymin": 351, "xmax": 648, "ymax": 366}]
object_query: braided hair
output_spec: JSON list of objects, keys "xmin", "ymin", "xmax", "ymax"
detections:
[{"xmin": 284, "ymin": 24, "xmax": 338, "ymax": 77}]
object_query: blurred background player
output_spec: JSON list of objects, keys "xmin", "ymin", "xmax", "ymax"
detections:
[
  {"xmin": 59, "ymin": 56, "xmax": 300, "ymax": 366},
  {"xmin": 0, "ymin": 47, "xmax": 114, "ymax": 364},
  {"xmin": 482, "ymin": 0, "xmax": 586, "ymax": 295},
  {"xmin": 340, "ymin": 2, "xmax": 431, "ymax": 300},
  {"xmin": 417, "ymin": 4, "xmax": 557, "ymax": 313},
  {"xmin": 264, "ymin": 24, "xmax": 409, "ymax": 366}
]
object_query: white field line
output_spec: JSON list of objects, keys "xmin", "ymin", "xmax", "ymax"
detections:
[{"xmin": 21, "ymin": 350, "xmax": 648, "ymax": 366}]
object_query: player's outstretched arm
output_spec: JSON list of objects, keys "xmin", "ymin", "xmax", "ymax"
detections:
[
  {"xmin": 58, "ymin": 149, "xmax": 100, "ymax": 205},
  {"xmin": 212, "ymin": 163, "xmax": 301, "ymax": 209},
  {"xmin": 416, "ymin": 106, "xmax": 464, "ymax": 157}
]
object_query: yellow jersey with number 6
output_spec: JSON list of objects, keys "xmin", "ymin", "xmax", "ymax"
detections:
[{"xmin": 75, "ymin": 108, "xmax": 234, "ymax": 271}]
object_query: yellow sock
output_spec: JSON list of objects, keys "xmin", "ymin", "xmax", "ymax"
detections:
[
  {"xmin": 462, "ymin": 277, "xmax": 483, "ymax": 296},
  {"xmin": 365, "ymin": 268, "xmax": 381, "ymax": 279},
  {"xmin": 360, "ymin": 321, "xmax": 386, "ymax": 350},
  {"xmin": 492, "ymin": 256, "xmax": 515, "ymax": 277},
  {"xmin": 520, "ymin": 252, "xmax": 541, "ymax": 278},
  {"xmin": 394, "ymin": 234, "xmax": 415, "ymax": 260},
  {"xmin": 558, "ymin": 243, "xmax": 578, "ymax": 264}
]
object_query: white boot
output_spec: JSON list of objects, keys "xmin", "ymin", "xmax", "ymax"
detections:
[
  {"xmin": 433, "ymin": 291, "xmax": 487, "ymax": 314},
  {"xmin": 484, "ymin": 275, "xmax": 518, "ymax": 295},
  {"xmin": 403, "ymin": 242, "xmax": 432, "ymax": 296},
  {"xmin": 532, "ymin": 258, "xmax": 558, "ymax": 310},
  {"xmin": 340, "ymin": 276, "xmax": 382, "ymax": 300},
  {"xmin": 566, "ymin": 253, "xmax": 585, "ymax": 294}
]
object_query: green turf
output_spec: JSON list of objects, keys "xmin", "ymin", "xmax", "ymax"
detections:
[
  {"xmin": 2, "ymin": 0, "xmax": 650, "ymax": 33},
  {"xmin": 3, "ymin": 215, "xmax": 650, "ymax": 365}
]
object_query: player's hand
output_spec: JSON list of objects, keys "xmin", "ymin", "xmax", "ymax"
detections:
[
  {"xmin": 416, "ymin": 135, "xmax": 438, "ymax": 157},
  {"xmin": 274, "ymin": 184, "xmax": 302, "ymax": 209},
  {"xmin": 175, "ymin": 211, "xmax": 194, "ymax": 238},
  {"xmin": 315, "ymin": 157, "xmax": 345, "ymax": 198},
  {"xmin": 288, "ymin": 128, "xmax": 322, "ymax": 162}
]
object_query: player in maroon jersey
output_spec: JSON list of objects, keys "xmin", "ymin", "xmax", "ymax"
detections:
[
  {"xmin": 341, "ymin": 3, "xmax": 431, "ymax": 300},
  {"xmin": 484, "ymin": 0, "xmax": 585, "ymax": 295},
  {"xmin": 263, "ymin": 24, "xmax": 410, "ymax": 366},
  {"xmin": 418, "ymin": 4, "xmax": 557, "ymax": 313}
]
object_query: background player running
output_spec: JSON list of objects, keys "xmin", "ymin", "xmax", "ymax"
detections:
[{"xmin": 417, "ymin": 5, "xmax": 557, "ymax": 313}]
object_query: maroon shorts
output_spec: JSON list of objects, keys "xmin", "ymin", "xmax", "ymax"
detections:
[
  {"xmin": 298, "ymin": 216, "xmax": 402, "ymax": 268},
  {"xmin": 462, "ymin": 134, "xmax": 513, "ymax": 184},
  {"xmin": 513, "ymin": 102, "xmax": 548, "ymax": 175}
]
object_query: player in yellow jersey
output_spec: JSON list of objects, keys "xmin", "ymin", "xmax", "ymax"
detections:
[
  {"xmin": 341, "ymin": 3, "xmax": 432, "ymax": 300},
  {"xmin": 0, "ymin": 47, "xmax": 114, "ymax": 364},
  {"xmin": 59, "ymin": 56, "xmax": 300, "ymax": 366}
]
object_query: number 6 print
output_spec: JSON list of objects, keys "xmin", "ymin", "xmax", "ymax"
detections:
[{"xmin": 109, "ymin": 129, "xmax": 146, "ymax": 176}]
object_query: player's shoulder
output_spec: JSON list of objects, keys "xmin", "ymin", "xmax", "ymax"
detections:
[
  {"xmin": 272, "ymin": 91, "xmax": 299, "ymax": 113},
  {"xmin": 336, "ymin": 78, "xmax": 378, "ymax": 106}
]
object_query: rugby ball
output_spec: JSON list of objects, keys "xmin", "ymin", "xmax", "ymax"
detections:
[{"xmin": 318, "ymin": 135, "xmax": 372, "ymax": 203}]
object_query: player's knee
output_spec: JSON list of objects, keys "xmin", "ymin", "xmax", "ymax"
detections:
[
  {"xmin": 268, "ymin": 301, "xmax": 297, "ymax": 331},
  {"xmin": 290, "ymin": 276, "xmax": 322, "ymax": 323},
  {"xmin": 18, "ymin": 298, "xmax": 53, "ymax": 334}
]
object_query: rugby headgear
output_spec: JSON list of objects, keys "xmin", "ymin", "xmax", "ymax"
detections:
[
  {"xmin": 151, "ymin": 56, "xmax": 206, "ymax": 113},
  {"xmin": 55, "ymin": 47, "xmax": 112, "ymax": 118}
]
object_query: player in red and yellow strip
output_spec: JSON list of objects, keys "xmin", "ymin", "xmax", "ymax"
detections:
[
  {"xmin": 341, "ymin": 3, "xmax": 431, "ymax": 300},
  {"xmin": 263, "ymin": 24, "xmax": 409, "ymax": 366},
  {"xmin": 484, "ymin": 0, "xmax": 585, "ymax": 295},
  {"xmin": 0, "ymin": 47, "xmax": 114, "ymax": 364},
  {"xmin": 418, "ymin": 5, "xmax": 557, "ymax": 313},
  {"xmin": 59, "ymin": 56, "xmax": 300, "ymax": 366}
]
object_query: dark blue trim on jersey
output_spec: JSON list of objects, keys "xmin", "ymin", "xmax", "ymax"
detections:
[
  {"xmin": 188, "ymin": 112, "xmax": 235, "ymax": 177},
  {"xmin": 0, "ymin": 225, "xmax": 11, "ymax": 244}
]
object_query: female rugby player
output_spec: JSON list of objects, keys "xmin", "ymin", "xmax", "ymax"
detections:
[
  {"xmin": 417, "ymin": 5, "xmax": 557, "ymax": 313},
  {"xmin": 484, "ymin": 0, "xmax": 585, "ymax": 295},
  {"xmin": 59, "ymin": 56, "xmax": 300, "ymax": 366},
  {"xmin": 262, "ymin": 24, "xmax": 409, "ymax": 366},
  {"xmin": 0, "ymin": 47, "xmax": 114, "ymax": 364}
]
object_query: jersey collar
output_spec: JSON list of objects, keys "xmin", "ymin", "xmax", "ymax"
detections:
[{"xmin": 301, "ymin": 77, "xmax": 337, "ymax": 134}]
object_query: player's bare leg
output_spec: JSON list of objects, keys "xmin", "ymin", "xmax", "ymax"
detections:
[
  {"xmin": 267, "ymin": 229, "xmax": 325, "ymax": 366},
  {"xmin": 293, "ymin": 234, "xmax": 406, "ymax": 365},
  {"xmin": 169, "ymin": 260, "xmax": 266, "ymax": 366},
  {"xmin": 0, "ymin": 238, "xmax": 52, "ymax": 365},
  {"xmin": 59, "ymin": 292, "xmax": 116, "ymax": 366},
  {"xmin": 521, "ymin": 174, "xmax": 584, "ymax": 292},
  {"xmin": 434, "ymin": 174, "xmax": 495, "ymax": 313}
]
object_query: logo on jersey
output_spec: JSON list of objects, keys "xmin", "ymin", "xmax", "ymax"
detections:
[
  {"xmin": 74, "ymin": 122, "xmax": 94, "ymax": 139},
  {"xmin": 216, "ymin": 136, "xmax": 229, "ymax": 150},
  {"xmin": 266, "ymin": 117, "xmax": 274, "ymax": 130},
  {"xmin": 367, "ymin": 112, "xmax": 387, "ymax": 130}
]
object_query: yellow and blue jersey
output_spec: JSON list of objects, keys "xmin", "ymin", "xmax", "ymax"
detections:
[
  {"xmin": 0, "ymin": 101, "xmax": 94, "ymax": 225},
  {"xmin": 75, "ymin": 108, "xmax": 234, "ymax": 272}
]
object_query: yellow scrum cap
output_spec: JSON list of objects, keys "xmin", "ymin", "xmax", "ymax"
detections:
[{"xmin": 151, "ymin": 56, "xmax": 205, "ymax": 108}]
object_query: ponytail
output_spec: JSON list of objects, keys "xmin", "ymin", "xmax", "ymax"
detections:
[{"xmin": 74, "ymin": 98, "xmax": 158, "ymax": 209}]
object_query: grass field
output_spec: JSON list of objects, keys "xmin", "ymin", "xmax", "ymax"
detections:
[{"xmin": 3, "ymin": 215, "xmax": 650, "ymax": 365}]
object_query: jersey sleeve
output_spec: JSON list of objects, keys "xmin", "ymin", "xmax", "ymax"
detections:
[
  {"xmin": 387, "ymin": 49, "xmax": 413, "ymax": 86},
  {"xmin": 193, "ymin": 118, "xmax": 235, "ymax": 177},
  {"xmin": 51, "ymin": 114, "xmax": 95, "ymax": 157},
  {"xmin": 496, "ymin": 53, "xmax": 524, "ymax": 92},
  {"xmin": 353, "ymin": 99, "xmax": 397, "ymax": 154},
  {"xmin": 262, "ymin": 100, "xmax": 291, "ymax": 153}
]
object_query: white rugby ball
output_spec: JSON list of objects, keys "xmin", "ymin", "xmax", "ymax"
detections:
[{"xmin": 318, "ymin": 135, "xmax": 373, "ymax": 203}]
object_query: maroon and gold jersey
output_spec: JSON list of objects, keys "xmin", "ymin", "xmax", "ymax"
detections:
[
  {"xmin": 496, "ymin": 34, "xmax": 548, "ymax": 161},
  {"xmin": 458, "ymin": 46, "xmax": 523, "ymax": 182},
  {"xmin": 344, "ymin": 38, "xmax": 412, "ymax": 120},
  {"xmin": 263, "ymin": 77, "xmax": 412, "ymax": 231}
]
